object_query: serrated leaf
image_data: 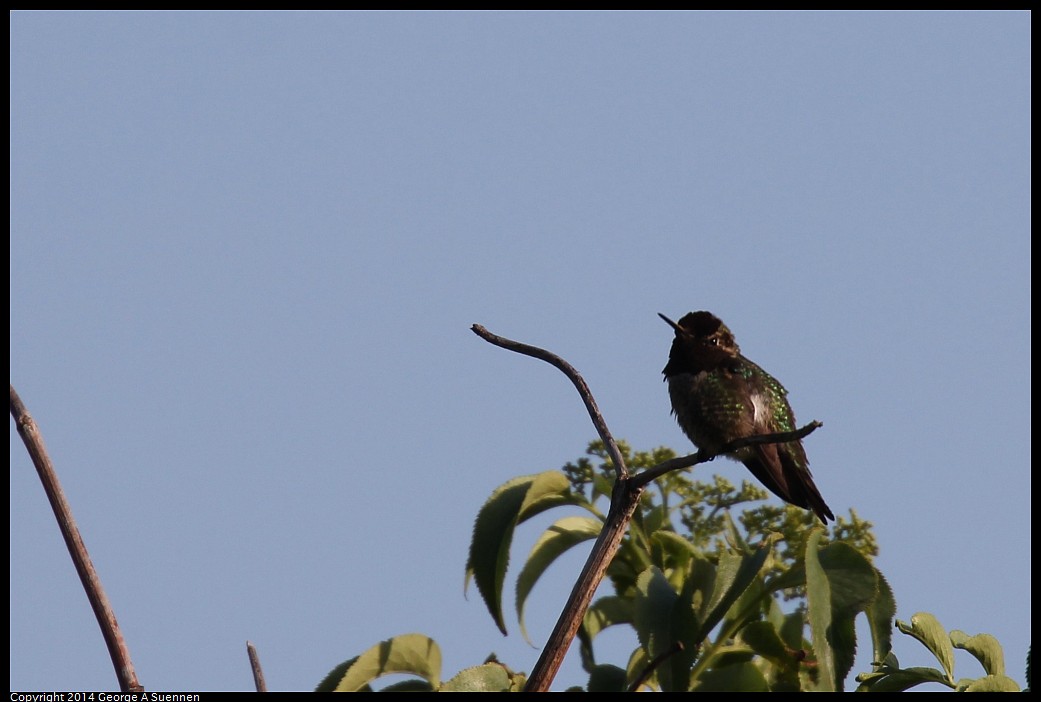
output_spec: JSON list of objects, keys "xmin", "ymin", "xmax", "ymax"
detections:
[
  {"xmin": 961, "ymin": 674, "xmax": 1020, "ymax": 691},
  {"xmin": 722, "ymin": 510, "xmax": 750, "ymax": 551},
  {"xmin": 897, "ymin": 612, "xmax": 955, "ymax": 683},
  {"xmin": 633, "ymin": 566, "xmax": 678, "ymax": 657},
  {"xmin": 802, "ymin": 533, "xmax": 883, "ymax": 691},
  {"xmin": 315, "ymin": 657, "xmax": 360, "ymax": 692},
  {"xmin": 950, "ymin": 630, "xmax": 1005, "ymax": 677},
  {"xmin": 689, "ymin": 659, "xmax": 770, "ymax": 691},
  {"xmin": 817, "ymin": 542, "xmax": 878, "ymax": 613},
  {"xmin": 378, "ymin": 679, "xmax": 435, "ymax": 691},
  {"xmin": 586, "ymin": 664, "xmax": 628, "ymax": 692},
  {"xmin": 517, "ymin": 471, "xmax": 578, "ymax": 524},
  {"xmin": 740, "ymin": 620, "xmax": 801, "ymax": 691},
  {"xmin": 778, "ymin": 609, "xmax": 807, "ymax": 651},
  {"xmin": 721, "ymin": 568, "xmax": 771, "ymax": 638},
  {"xmin": 465, "ymin": 471, "xmax": 574, "ymax": 634},
  {"xmin": 854, "ymin": 665, "xmax": 953, "ymax": 692},
  {"xmin": 625, "ymin": 647, "xmax": 653, "ymax": 691},
  {"xmin": 651, "ymin": 529, "xmax": 701, "ymax": 559},
  {"xmin": 643, "ymin": 501, "xmax": 666, "ymax": 535},
  {"xmin": 322, "ymin": 634, "xmax": 442, "ymax": 692},
  {"xmin": 740, "ymin": 619, "xmax": 793, "ymax": 666},
  {"xmin": 579, "ymin": 595, "xmax": 633, "ymax": 661},
  {"xmin": 515, "ymin": 515, "xmax": 602, "ymax": 643},
  {"xmin": 816, "ymin": 541, "xmax": 878, "ymax": 687},
  {"xmin": 764, "ymin": 557, "xmax": 807, "ymax": 595},
  {"xmin": 440, "ymin": 663, "xmax": 513, "ymax": 692},
  {"xmin": 651, "ymin": 530, "xmax": 699, "ymax": 589},
  {"xmin": 633, "ymin": 566, "xmax": 683, "ymax": 690},
  {"xmin": 683, "ymin": 551, "xmax": 716, "ymax": 621},
  {"xmin": 694, "ymin": 537, "xmax": 775, "ymax": 642},
  {"xmin": 805, "ymin": 528, "xmax": 836, "ymax": 691},
  {"xmin": 591, "ymin": 471, "xmax": 614, "ymax": 502},
  {"xmin": 865, "ymin": 566, "xmax": 896, "ymax": 665}
]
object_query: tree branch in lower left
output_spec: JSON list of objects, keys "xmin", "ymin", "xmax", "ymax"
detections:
[{"xmin": 10, "ymin": 383, "xmax": 143, "ymax": 693}]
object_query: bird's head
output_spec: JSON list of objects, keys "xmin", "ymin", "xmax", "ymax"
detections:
[{"xmin": 659, "ymin": 311, "xmax": 740, "ymax": 376}]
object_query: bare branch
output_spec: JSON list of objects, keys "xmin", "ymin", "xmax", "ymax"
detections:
[
  {"xmin": 9, "ymin": 384, "xmax": 143, "ymax": 692},
  {"xmin": 523, "ymin": 477, "xmax": 643, "ymax": 691},
  {"xmin": 473, "ymin": 324, "xmax": 639, "ymax": 691},
  {"xmin": 471, "ymin": 324, "xmax": 629, "ymax": 480},
  {"xmin": 247, "ymin": 640, "xmax": 268, "ymax": 692}
]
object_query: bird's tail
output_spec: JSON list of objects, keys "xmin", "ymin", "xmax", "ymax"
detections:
[{"xmin": 743, "ymin": 445, "xmax": 835, "ymax": 523}]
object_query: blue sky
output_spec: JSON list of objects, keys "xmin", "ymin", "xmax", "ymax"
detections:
[{"xmin": 10, "ymin": 11, "xmax": 1030, "ymax": 692}]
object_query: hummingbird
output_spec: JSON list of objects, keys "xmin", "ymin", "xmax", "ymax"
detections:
[{"xmin": 659, "ymin": 311, "xmax": 834, "ymax": 523}]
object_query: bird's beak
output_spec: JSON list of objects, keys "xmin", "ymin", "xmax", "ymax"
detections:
[{"xmin": 658, "ymin": 313, "xmax": 684, "ymax": 334}]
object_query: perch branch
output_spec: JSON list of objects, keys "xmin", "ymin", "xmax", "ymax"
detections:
[
  {"xmin": 9, "ymin": 384, "xmax": 143, "ymax": 692},
  {"xmin": 632, "ymin": 421, "xmax": 822, "ymax": 489}
]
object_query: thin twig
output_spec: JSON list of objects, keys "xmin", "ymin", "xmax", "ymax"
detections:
[
  {"xmin": 247, "ymin": 640, "xmax": 268, "ymax": 692},
  {"xmin": 9, "ymin": 384, "xmax": 143, "ymax": 692},
  {"xmin": 471, "ymin": 325, "xmax": 629, "ymax": 480},
  {"xmin": 628, "ymin": 641, "xmax": 687, "ymax": 692}
]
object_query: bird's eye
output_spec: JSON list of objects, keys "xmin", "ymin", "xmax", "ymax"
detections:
[{"xmin": 708, "ymin": 337, "xmax": 719, "ymax": 346}]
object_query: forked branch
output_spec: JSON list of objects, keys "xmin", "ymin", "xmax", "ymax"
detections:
[{"xmin": 471, "ymin": 325, "xmax": 821, "ymax": 692}]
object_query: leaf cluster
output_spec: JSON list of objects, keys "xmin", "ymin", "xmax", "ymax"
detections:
[{"xmin": 316, "ymin": 442, "xmax": 1022, "ymax": 692}]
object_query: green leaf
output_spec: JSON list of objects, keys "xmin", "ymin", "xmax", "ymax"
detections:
[
  {"xmin": 865, "ymin": 566, "xmax": 897, "ymax": 666},
  {"xmin": 591, "ymin": 471, "xmax": 615, "ymax": 503},
  {"xmin": 517, "ymin": 471, "xmax": 579, "ymax": 524},
  {"xmin": 515, "ymin": 515, "xmax": 602, "ymax": 643},
  {"xmin": 854, "ymin": 665, "xmax": 954, "ymax": 692},
  {"xmin": 320, "ymin": 634, "xmax": 442, "ymax": 692},
  {"xmin": 950, "ymin": 630, "xmax": 1005, "ymax": 677},
  {"xmin": 689, "ymin": 659, "xmax": 770, "ymax": 691},
  {"xmin": 643, "ymin": 501, "xmax": 667, "ymax": 536},
  {"xmin": 683, "ymin": 551, "xmax": 716, "ymax": 623},
  {"xmin": 586, "ymin": 664, "xmax": 628, "ymax": 692},
  {"xmin": 440, "ymin": 662, "xmax": 515, "ymax": 692},
  {"xmin": 633, "ymin": 566, "xmax": 682, "ymax": 690},
  {"xmin": 803, "ymin": 532, "xmax": 883, "ymax": 691},
  {"xmin": 633, "ymin": 566, "xmax": 678, "ymax": 657},
  {"xmin": 378, "ymin": 679, "xmax": 435, "ymax": 691},
  {"xmin": 816, "ymin": 541, "xmax": 879, "ymax": 687},
  {"xmin": 578, "ymin": 595, "xmax": 632, "ymax": 668},
  {"xmin": 625, "ymin": 647, "xmax": 653, "ymax": 691},
  {"xmin": 805, "ymin": 528, "xmax": 836, "ymax": 691},
  {"xmin": 777, "ymin": 608, "xmax": 807, "ymax": 652},
  {"xmin": 651, "ymin": 529, "xmax": 701, "ymax": 560},
  {"xmin": 650, "ymin": 530, "xmax": 700, "ymax": 589},
  {"xmin": 465, "ymin": 471, "xmax": 575, "ymax": 634},
  {"xmin": 817, "ymin": 542, "xmax": 878, "ymax": 613},
  {"xmin": 694, "ymin": 537, "xmax": 775, "ymax": 642},
  {"xmin": 315, "ymin": 657, "xmax": 360, "ymax": 692},
  {"xmin": 739, "ymin": 620, "xmax": 800, "ymax": 690},
  {"xmin": 960, "ymin": 674, "xmax": 1021, "ymax": 692},
  {"xmin": 897, "ymin": 612, "xmax": 955, "ymax": 684}
]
